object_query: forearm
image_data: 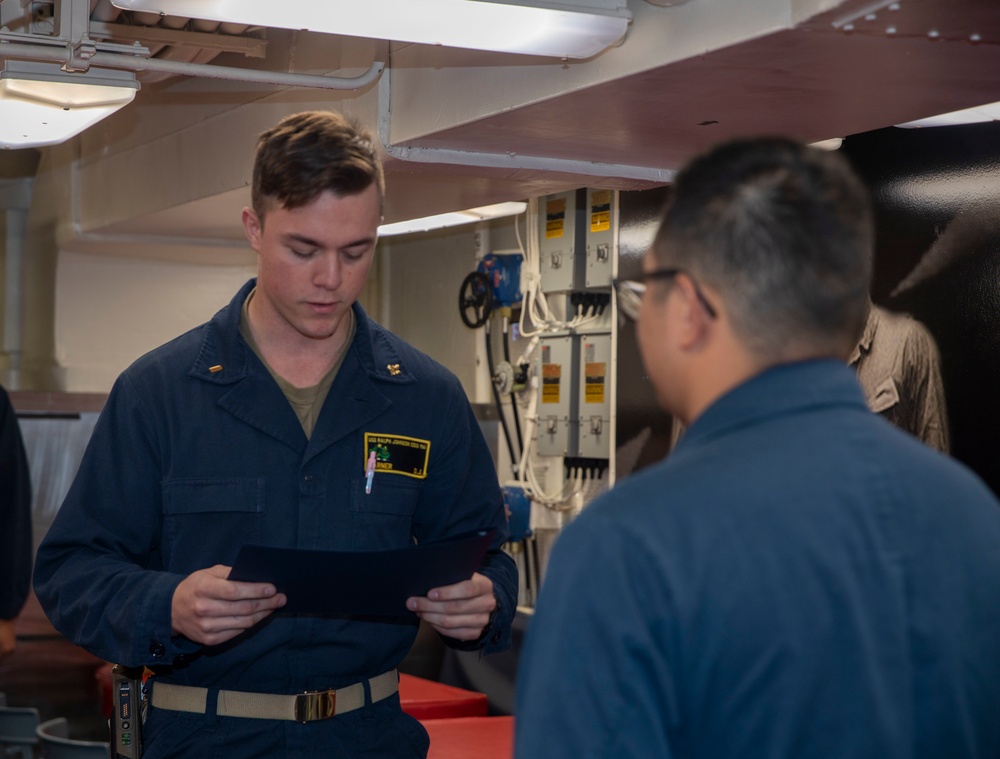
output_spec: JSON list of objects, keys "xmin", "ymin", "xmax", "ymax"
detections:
[{"xmin": 34, "ymin": 539, "xmax": 191, "ymax": 666}]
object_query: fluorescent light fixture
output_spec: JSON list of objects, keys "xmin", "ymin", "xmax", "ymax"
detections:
[
  {"xmin": 896, "ymin": 101, "xmax": 1000, "ymax": 129},
  {"xmin": 110, "ymin": 0, "xmax": 631, "ymax": 59},
  {"xmin": 0, "ymin": 60, "xmax": 138, "ymax": 149},
  {"xmin": 379, "ymin": 201, "xmax": 527, "ymax": 237},
  {"xmin": 810, "ymin": 137, "xmax": 843, "ymax": 151}
]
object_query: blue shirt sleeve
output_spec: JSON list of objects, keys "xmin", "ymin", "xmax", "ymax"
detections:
[{"xmin": 33, "ymin": 373, "xmax": 191, "ymax": 666}]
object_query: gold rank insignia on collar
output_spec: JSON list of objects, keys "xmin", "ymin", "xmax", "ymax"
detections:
[
  {"xmin": 209, "ymin": 365, "xmax": 224, "ymax": 373},
  {"xmin": 387, "ymin": 364, "xmax": 401, "ymax": 376}
]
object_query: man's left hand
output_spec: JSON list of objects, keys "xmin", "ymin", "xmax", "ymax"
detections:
[{"xmin": 406, "ymin": 572, "xmax": 495, "ymax": 641}]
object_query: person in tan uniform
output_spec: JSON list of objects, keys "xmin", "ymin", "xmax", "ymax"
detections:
[
  {"xmin": 848, "ymin": 303, "xmax": 949, "ymax": 453},
  {"xmin": 667, "ymin": 302, "xmax": 950, "ymax": 456}
]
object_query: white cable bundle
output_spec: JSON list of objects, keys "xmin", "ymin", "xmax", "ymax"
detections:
[{"xmin": 511, "ymin": 199, "xmax": 606, "ymax": 511}]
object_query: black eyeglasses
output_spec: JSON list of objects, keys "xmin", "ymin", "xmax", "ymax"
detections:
[{"xmin": 613, "ymin": 268, "xmax": 718, "ymax": 322}]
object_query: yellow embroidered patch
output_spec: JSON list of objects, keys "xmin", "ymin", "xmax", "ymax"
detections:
[{"xmin": 364, "ymin": 432, "xmax": 431, "ymax": 479}]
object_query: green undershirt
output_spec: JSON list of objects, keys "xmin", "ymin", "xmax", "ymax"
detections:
[{"xmin": 239, "ymin": 288, "xmax": 355, "ymax": 439}]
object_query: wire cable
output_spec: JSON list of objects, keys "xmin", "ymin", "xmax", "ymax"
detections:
[
  {"xmin": 485, "ymin": 320, "xmax": 519, "ymax": 472},
  {"xmin": 502, "ymin": 315, "xmax": 525, "ymax": 457}
]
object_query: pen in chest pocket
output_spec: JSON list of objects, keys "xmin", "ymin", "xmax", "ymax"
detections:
[{"xmin": 365, "ymin": 449, "xmax": 376, "ymax": 494}]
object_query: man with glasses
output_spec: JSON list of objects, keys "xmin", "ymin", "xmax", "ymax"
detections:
[{"xmin": 515, "ymin": 138, "xmax": 1000, "ymax": 758}]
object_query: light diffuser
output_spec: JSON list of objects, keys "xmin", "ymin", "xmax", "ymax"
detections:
[
  {"xmin": 109, "ymin": 0, "xmax": 630, "ymax": 59},
  {"xmin": 896, "ymin": 101, "xmax": 1000, "ymax": 129},
  {"xmin": 0, "ymin": 61, "xmax": 139, "ymax": 149},
  {"xmin": 378, "ymin": 201, "xmax": 527, "ymax": 236}
]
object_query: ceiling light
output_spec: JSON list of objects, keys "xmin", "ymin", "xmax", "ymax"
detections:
[
  {"xmin": 896, "ymin": 101, "xmax": 1000, "ymax": 128},
  {"xmin": 110, "ymin": 0, "xmax": 631, "ymax": 59},
  {"xmin": 810, "ymin": 138, "xmax": 843, "ymax": 151},
  {"xmin": 379, "ymin": 201, "xmax": 527, "ymax": 237},
  {"xmin": 0, "ymin": 61, "xmax": 138, "ymax": 149}
]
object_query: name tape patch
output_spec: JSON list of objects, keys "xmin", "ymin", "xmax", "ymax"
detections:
[{"xmin": 364, "ymin": 433, "xmax": 431, "ymax": 479}]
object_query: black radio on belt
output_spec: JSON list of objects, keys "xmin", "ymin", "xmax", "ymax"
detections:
[{"xmin": 110, "ymin": 664, "xmax": 145, "ymax": 759}]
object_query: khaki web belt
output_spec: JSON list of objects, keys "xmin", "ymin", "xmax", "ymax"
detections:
[{"xmin": 151, "ymin": 669, "xmax": 398, "ymax": 723}]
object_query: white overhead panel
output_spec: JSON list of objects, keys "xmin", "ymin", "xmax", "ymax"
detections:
[{"xmin": 109, "ymin": 0, "xmax": 631, "ymax": 59}]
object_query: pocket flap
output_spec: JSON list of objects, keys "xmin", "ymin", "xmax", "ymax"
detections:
[{"xmin": 162, "ymin": 477, "xmax": 264, "ymax": 514}]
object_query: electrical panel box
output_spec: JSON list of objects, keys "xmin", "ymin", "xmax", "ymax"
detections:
[
  {"xmin": 539, "ymin": 190, "xmax": 585, "ymax": 293},
  {"xmin": 577, "ymin": 332, "xmax": 612, "ymax": 459},
  {"xmin": 585, "ymin": 189, "xmax": 615, "ymax": 290},
  {"xmin": 536, "ymin": 333, "xmax": 579, "ymax": 457}
]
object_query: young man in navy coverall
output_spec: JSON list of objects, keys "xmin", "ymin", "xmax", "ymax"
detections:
[
  {"xmin": 515, "ymin": 138, "xmax": 1000, "ymax": 758},
  {"xmin": 34, "ymin": 111, "xmax": 516, "ymax": 758}
]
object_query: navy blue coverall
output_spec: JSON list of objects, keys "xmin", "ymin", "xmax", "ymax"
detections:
[{"xmin": 34, "ymin": 280, "xmax": 516, "ymax": 758}]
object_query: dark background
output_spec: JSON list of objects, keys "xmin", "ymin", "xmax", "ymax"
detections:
[{"xmin": 616, "ymin": 122, "xmax": 1000, "ymax": 495}]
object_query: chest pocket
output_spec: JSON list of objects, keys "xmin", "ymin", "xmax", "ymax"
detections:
[
  {"xmin": 161, "ymin": 477, "xmax": 264, "ymax": 574},
  {"xmin": 868, "ymin": 377, "xmax": 900, "ymax": 415},
  {"xmin": 349, "ymin": 477, "xmax": 420, "ymax": 550}
]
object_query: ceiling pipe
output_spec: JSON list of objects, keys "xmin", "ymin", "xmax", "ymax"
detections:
[
  {"xmin": 376, "ymin": 64, "xmax": 675, "ymax": 184},
  {"xmin": 89, "ymin": 47, "xmax": 386, "ymax": 92},
  {"xmin": 0, "ymin": 41, "xmax": 385, "ymax": 90}
]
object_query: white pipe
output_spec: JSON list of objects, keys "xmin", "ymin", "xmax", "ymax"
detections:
[
  {"xmin": 377, "ymin": 65, "xmax": 676, "ymax": 184},
  {"xmin": 103, "ymin": 52, "xmax": 385, "ymax": 89},
  {"xmin": 66, "ymin": 232, "xmax": 248, "ymax": 248},
  {"xmin": 0, "ymin": 41, "xmax": 385, "ymax": 90},
  {"xmin": 4, "ymin": 208, "xmax": 28, "ymax": 372}
]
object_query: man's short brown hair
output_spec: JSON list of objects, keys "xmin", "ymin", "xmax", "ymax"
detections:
[{"xmin": 251, "ymin": 110, "xmax": 384, "ymax": 221}]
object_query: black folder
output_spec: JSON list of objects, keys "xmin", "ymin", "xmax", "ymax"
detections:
[{"xmin": 229, "ymin": 529, "xmax": 497, "ymax": 618}]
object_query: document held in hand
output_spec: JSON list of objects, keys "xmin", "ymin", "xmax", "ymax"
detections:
[{"xmin": 229, "ymin": 529, "xmax": 497, "ymax": 618}]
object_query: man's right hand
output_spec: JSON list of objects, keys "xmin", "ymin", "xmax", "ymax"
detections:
[{"xmin": 171, "ymin": 565, "xmax": 286, "ymax": 646}]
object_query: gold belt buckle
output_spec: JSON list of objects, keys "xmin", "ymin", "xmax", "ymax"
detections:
[{"xmin": 294, "ymin": 690, "xmax": 337, "ymax": 723}]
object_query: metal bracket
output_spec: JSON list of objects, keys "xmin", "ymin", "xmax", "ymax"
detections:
[
  {"xmin": 831, "ymin": 0, "xmax": 899, "ymax": 31},
  {"xmin": 30, "ymin": 1, "xmax": 55, "ymax": 36}
]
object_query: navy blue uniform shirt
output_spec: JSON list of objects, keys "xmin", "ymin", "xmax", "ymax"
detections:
[{"xmin": 516, "ymin": 360, "xmax": 1000, "ymax": 759}]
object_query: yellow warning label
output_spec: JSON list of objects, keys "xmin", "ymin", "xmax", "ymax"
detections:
[
  {"xmin": 546, "ymin": 197, "xmax": 566, "ymax": 239},
  {"xmin": 585, "ymin": 362, "xmax": 606, "ymax": 403},
  {"xmin": 591, "ymin": 212, "xmax": 610, "ymax": 233},
  {"xmin": 590, "ymin": 190, "xmax": 612, "ymax": 233},
  {"xmin": 541, "ymin": 363, "xmax": 561, "ymax": 404}
]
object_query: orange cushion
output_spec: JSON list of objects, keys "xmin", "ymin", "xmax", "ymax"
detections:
[
  {"xmin": 422, "ymin": 716, "xmax": 515, "ymax": 759},
  {"xmin": 399, "ymin": 673, "xmax": 489, "ymax": 720}
]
